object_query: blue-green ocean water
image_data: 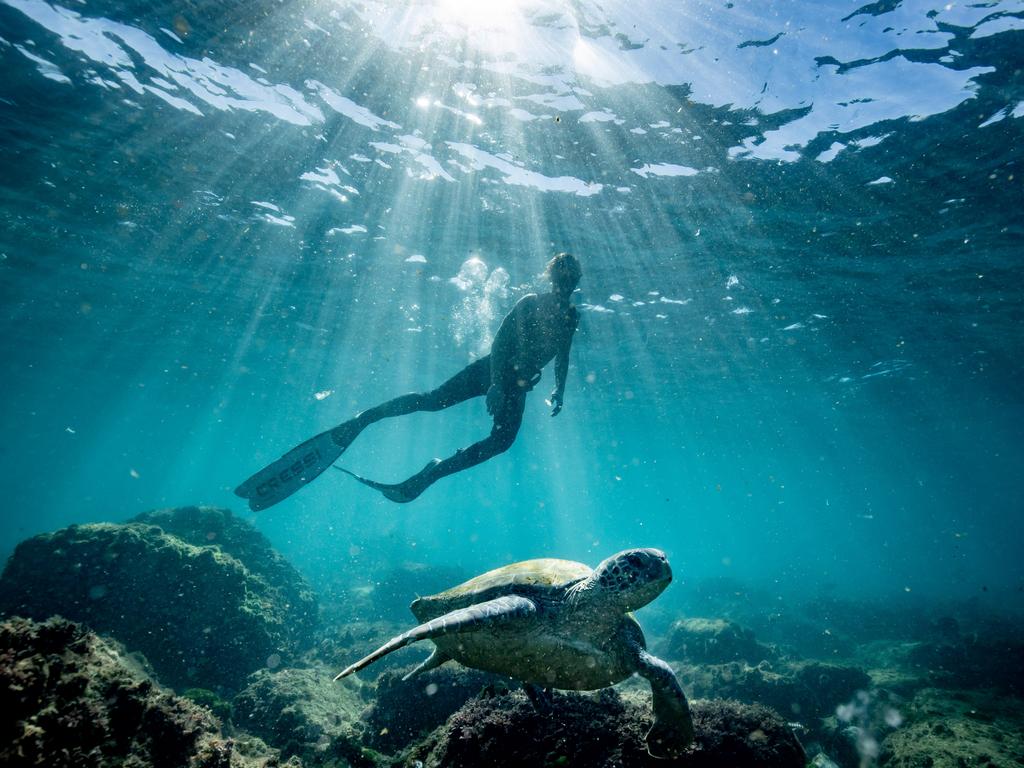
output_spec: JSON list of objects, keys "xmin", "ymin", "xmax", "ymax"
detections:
[{"xmin": 1, "ymin": 0, "xmax": 1022, "ymax": 616}]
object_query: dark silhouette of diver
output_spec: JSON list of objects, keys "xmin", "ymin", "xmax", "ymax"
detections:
[{"xmin": 235, "ymin": 253, "xmax": 581, "ymax": 508}]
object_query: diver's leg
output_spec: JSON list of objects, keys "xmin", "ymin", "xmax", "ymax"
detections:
[
  {"xmin": 368, "ymin": 393, "xmax": 526, "ymax": 503},
  {"xmin": 330, "ymin": 357, "xmax": 491, "ymax": 449}
]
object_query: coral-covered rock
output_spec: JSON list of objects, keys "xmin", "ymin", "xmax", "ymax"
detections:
[
  {"xmin": 664, "ymin": 618, "xmax": 775, "ymax": 665},
  {"xmin": 405, "ymin": 688, "xmax": 805, "ymax": 768},
  {"xmin": 0, "ymin": 507, "xmax": 317, "ymax": 691},
  {"xmin": 132, "ymin": 506, "xmax": 318, "ymax": 644},
  {"xmin": 878, "ymin": 688, "xmax": 1024, "ymax": 768},
  {"xmin": 0, "ymin": 616, "xmax": 291, "ymax": 768},
  {"xmin": 232, "ymin": 665, "xmax": 371, "ymax": 765},
  {"xmin": 364, "ymin": 664, "xmax": 509, "ymax": 753},
  {"xmin": 690, "ymin": 698, "xmax": 808, "ymax": 767},
  {"xmin": 678, "ymin": 659, "xmax": 870, "ymax": 723}
]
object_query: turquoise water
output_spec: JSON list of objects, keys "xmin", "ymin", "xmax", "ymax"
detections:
[{"xmin": 1, "ymin": 0, "xmax": 1022, "ymax": 613}]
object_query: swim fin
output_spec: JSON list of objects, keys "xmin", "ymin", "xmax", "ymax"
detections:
[
  {"xmin": 335, "ymin": 458, "xmax": 441, "ymax": 504},
  {"xmin": 235, "ymin": 423, "xmax": 358, "ymax": 511}
]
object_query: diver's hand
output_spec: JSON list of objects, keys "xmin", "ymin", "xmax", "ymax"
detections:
[{"xmin": 546, "ymin": 391, "xmax": 563, "ymax": 417}]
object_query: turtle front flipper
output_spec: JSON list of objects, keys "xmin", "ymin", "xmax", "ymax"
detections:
[
  {"xmin": 635, "ymin": 649, "xmax": 696, "ymax": 759},
  {"xmin": 334, "ymin": 595, "xmax": 536, "ymax": 681}
]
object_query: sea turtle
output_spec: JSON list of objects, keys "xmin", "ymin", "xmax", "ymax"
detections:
[{"xmin": 334, "ymin": 548, "xmax": 695, "ymax": 758}]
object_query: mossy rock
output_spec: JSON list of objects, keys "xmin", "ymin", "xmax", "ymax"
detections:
[
  {"xmin": 132, "ymin": 507, "xmax": 318, "ymax": 644},
  {"xmin": 0, "ymin": 508, "xmax": 317, "ymax": 692},
  {"xmin": 364, "ymin": 664, "xmax": 510, "ymax": 753},
  {"xmin": 184, "ymin": 688, "xmax": 234, "ymax": 722},
  {"xmin": 232, "ymin": 665, "xmax": 369, "ymax": 764},
  {"xmin": 677, "ymin": 659, "xmax": 870, "ymax": 724},
  {"xmin": 663, "ymin": 618, "xmax": 775, "ymax": 665},
  {"xmin": 0, "ymin": 616, "xmax": 289, "ymax": 767},
  {"xmin": 404, "ymin": 689, "xmax": 805, "ymax": 767},
  {"xmin": 878, "ymin": 688, "xmax": 1024, "ymax": 768}
]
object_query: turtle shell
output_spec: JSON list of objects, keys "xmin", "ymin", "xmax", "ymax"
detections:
[{"xmin": 411, "ymin": 558, "xmax": 591, "ymax": 622}]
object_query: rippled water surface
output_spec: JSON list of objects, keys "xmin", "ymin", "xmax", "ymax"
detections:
[{"xmin": 1, "ymin": 0, "xmax": 1022, "ymax": 603}]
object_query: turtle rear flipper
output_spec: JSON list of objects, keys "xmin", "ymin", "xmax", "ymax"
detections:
[
  {"xmin": 402, "ymin": 647, "xmax": 451, "ymax": 681},
  {"xmin": 334, "ymin": 595, "xmax": 537, "ymax": 681},
  {"xmin": 635, "ymin": 650, "xmax": 695, "ymax": 759}
]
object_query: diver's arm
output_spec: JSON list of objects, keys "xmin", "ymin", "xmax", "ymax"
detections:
[{"xmin": 548, "ymin": 306, "xmax": 578, "ymax": 417}]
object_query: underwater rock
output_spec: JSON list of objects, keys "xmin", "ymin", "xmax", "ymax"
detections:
[
  {"xmin": 877, "ymin": 687, "xmax": 1024, "ymax": 768},
  {"xmin": 906, "ymin": 636, "xmax": 1024, "ymax": 695},
  {"xmin": 677, "ymin": 659, "xmax": 871, "ymax": 724},
  {"xmin": 689, "ymin": 698, "xmax": 808, "ymax": 767},
  {"xmin": 364, "ymin": 664, "xmax": 510, "ymax": 753},
  {"xmin": 132, "ymin": 506, "xmax": 318, "ymax": 644},
  {"xmin": 183, "ymin": 687, "xmax": 235, "ymax": 722},
  {"xmin": 0, "ymin": 507, "xmax": 317, "ymax": 691},
  {"xmin": 231, "ymin": 665, "xmax": 372, "ymax": 766},
  {"xmin": 0, "ymin": 615, "xmax": 292, "ymax": 768},
  {"xmin": 405, "ymin": 688, "xmax": 805, "ymax": 767},
  {"xmin": 663, "ymin": 617, "xmax": 775, "ymax": 665}
]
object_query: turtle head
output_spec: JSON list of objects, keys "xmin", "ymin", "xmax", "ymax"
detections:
[{"xmin": 570, "ymin": 548, "xmax": 672, "ymax": 612}]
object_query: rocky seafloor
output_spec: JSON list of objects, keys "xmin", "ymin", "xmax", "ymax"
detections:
[{"xmin": 1, "ymin": 506, "xmax": 1022, "ymax": 767}]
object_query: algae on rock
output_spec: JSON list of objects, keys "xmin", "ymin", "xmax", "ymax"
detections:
[
  {"xmin": 232, "ymin": 665, "xmax": 372, "ymax": 766},
  {"xmin": 0, "ymin": 507, "xmax": 318, "ymax": 692},
  {"xmin": 403, "ymin": 688, "xmax": 805, "ymax": 768},
  {"xmin": 364, "ymin": 664, "xmax": 509, "ymax": 753},
  {"xmin": 132, "ymin": 506, "xmax": 318, "ymax": 645},
  {"xmin": 662, "ymin": 617, "xmax": 776, "ymax": 665},
  {"xmin": 0, "ymin": 616, "xmax": 292, "ymax": 768}
]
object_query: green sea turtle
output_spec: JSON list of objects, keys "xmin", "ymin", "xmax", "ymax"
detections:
[{"xmin": 334, "ymin": 548, "xmax": 695, "ymax": 758}]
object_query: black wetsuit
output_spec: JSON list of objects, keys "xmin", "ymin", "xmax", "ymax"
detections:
[
  {"xmin": 346, "ymin": 293, "xmax": 578, "ymax": 499},
  {"xmin": 350, "ymin": 354, "xmax": 523, "ymax": 470}
]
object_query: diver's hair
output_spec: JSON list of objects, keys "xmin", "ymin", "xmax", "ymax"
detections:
[{"xmin": 546, "ymin": 252, "xmax": 582, "ymax": 291}]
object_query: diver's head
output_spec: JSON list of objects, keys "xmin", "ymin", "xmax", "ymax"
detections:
[
  {"xmin": 573, "ymin": 548, "xmax": 672, "ymax": 612},
  {"xmin": 546, "ymin": 252, "xmax": 582, "ymax": 297}
]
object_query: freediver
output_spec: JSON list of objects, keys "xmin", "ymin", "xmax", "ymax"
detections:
[{"xmin": 235, "ymin": 252, "xmax": 582, "ymax": 507}]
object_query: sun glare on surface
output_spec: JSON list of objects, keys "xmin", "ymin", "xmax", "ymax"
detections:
[{"xmin": 434, "ymin": 0, "xmax": 530, "ymax": 34}]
